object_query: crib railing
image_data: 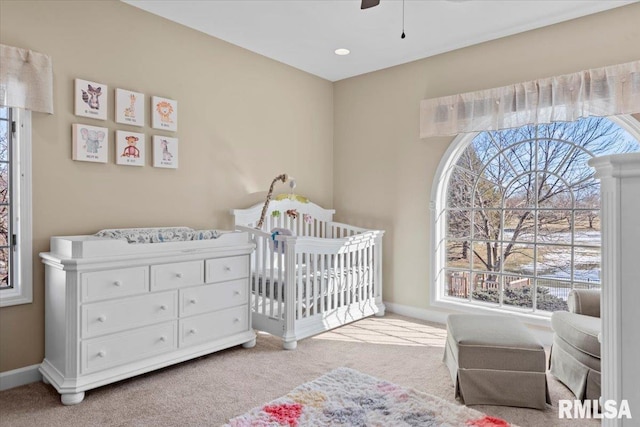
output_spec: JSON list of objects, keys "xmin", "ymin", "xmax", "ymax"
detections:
[{"xmin": 236, "ymin": 225, "xmax": 383, "ymax": 326}]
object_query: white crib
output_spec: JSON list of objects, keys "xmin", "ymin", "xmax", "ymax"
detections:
[{"xmin": 231, "ymin": 198, "xmax": 385, "ymax": 349}]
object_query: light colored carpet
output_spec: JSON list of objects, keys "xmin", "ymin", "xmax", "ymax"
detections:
[{"xmin": 0, "ymin": 313, "xmax": 595, "ymax": 426}]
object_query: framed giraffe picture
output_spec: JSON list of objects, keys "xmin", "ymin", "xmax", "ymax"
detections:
[
  {"xmin": 74, "ymin": 78, "xmax": 108, "ymax": 120},
  {"xmin": 115, "ymin": 89, "xmax": 145, "ymax": 127},
  {"xmin": 152, "ymin": 135, "xmax": 178, "ymax": 169}
]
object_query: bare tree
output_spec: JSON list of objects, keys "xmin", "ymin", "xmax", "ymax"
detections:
[
  {"xmin": 0, "ymin": 119, "xmax": 9, "ymax": 288},
  {"xmin": 448, "ymin": 117, "xmax": 635, "ymax": 278}
]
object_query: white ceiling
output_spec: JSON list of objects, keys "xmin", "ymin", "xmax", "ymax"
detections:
[{"xmin": 123, "ymin": 0, "xmax": 636, "ymax": 82}]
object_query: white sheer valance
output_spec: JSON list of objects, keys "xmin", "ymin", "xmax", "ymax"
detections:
[
  {"xmin": 420, "ymin": 60, "xmax": 640, "ymax": 138},
  {"xmin": 0, "ymin": 44, "xmax": 53, "ymax": 114}
]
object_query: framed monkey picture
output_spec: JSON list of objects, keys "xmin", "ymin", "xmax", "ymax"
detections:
[{"xmin": 116, "ymin": 130, "xmax": 145, "ymax": 166}]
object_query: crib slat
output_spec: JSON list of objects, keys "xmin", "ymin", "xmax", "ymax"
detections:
[
  {"xmin": 338, "ymin": 252, "xmax": 344, "ymax": 307},
  {"xmin": 356, "ymin": 245, "xmax": 361, "ymax": 303},
  {"xmin": 352, "ymin": 248, "xmax": 357, "ymax": 304},
  {"xmin": 347, "ymin": 249, "xmax": 353, "ymax": 306},
  {"xmin": 269, "ymin": 238, "xmax": 276, "ymax": 318},
  {"xmin": 255, "ymin": 236, "xmax": 262, "ymax": 315},
  {"xmin": 366, "ymin": 243, "xmax": 372, "ymax": 302},
  {"xmin": 334, "ymin": 253, "xmax": 340, "ymax": 308},
  {"xmin": 311, "ymin": 253, "xmax": 318, "ymax": 316},
  {"xmin": 252, "ymin": 234, "xmax": 259, "ymax": 314},
  {"xmin": 277, "ymin": 243, "xmax": 284, "ymax": 319},
  {"xmin": 261, "ymin": 235, "xmax": 268, "ymax": 316},
  {"xmin": 304, "ymin": 256, "xmax": 313, "ymax": 317},
  {"xmin": 319, "ymin": 254, "xmax": 326, "ymax": 314},
  {"xmin": 297, "ymin": 252, "xmax": 303, "ymax": 320}
]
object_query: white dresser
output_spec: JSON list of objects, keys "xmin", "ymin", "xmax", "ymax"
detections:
[{"xmin": 39, "ymin": 230, "xmax": 256, "ymax": 405}]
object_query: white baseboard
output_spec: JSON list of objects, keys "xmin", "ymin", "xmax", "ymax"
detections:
[
  {"xmin": 384, "ymin": 301, "xmax": 450, "ymax": 325},
  {"xmin": 384, "ymin": 301, "xmax": 554, "ymax": 347},
  {"xmin": 0, "ymin": 364, "xmax": 42, "ymax": 391}
]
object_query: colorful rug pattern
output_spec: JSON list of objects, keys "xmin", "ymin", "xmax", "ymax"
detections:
[{"xmin": 225, "ymin": 367, "xmax": 516, "ymax": 426}]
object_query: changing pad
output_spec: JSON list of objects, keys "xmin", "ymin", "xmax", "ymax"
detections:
[{"xmin": 95, "ymin": 227, "xmax": 222, "ymax": 244}]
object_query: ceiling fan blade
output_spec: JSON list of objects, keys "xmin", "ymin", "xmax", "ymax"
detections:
[{"xmin": 361, "ymin": 0, "xmax": 380, "ymax": 9}]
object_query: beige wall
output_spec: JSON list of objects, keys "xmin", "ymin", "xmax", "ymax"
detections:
[
  {"xmin": 0, "ymin": 0, "xmax": 333, "ymax": 372},
  {"xmin": 333, "ymin": 4, "xmax": 640, "ymax": 312},
  {"xmin": 1, "ymin": 0, "xmax": 639, "ymax": 375}
]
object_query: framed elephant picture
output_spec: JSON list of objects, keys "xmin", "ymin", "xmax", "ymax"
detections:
[{"xmin": 72, "ymin": 124, "xmax": 108, "ymax": 163}]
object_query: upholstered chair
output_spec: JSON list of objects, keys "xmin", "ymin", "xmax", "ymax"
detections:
[{"xmin": 549, "ymin": 289, "xmax": 601, "ymax": 400}]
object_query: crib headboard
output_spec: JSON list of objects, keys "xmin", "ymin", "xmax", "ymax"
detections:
[{"xmin": 231, "ymin": 196, "xmax": 335, "ymax": 237}]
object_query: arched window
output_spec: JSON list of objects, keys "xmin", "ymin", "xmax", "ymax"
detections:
[{"xmin": 432, "ymin": 116, "xmax": 640, "ymax": 314}]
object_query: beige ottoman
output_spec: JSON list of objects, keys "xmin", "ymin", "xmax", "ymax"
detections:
[{"xmin": 444, "ymin": 314, "xmax": 550, "ymax": 410}]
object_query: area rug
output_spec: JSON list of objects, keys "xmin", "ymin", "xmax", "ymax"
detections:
[{"xmin": 225, "ymin": 367, "xmax": 517, "ymax": 426}]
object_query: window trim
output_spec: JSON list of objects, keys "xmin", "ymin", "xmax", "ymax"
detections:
[
  {"xmin": 429, "ymin": 114, "xmax": 640, "ymax": 321},
  {"xmin": 0, "ymin": 109, "xmax": 33, "ymax": 307}
]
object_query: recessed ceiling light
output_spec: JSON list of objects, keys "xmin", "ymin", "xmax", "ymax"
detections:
[{"xmin": 334, "ymin": 48, "xmax": 350, "ymax": 56}]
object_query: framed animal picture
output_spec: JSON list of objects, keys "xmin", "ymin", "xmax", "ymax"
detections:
[
  {"xmin": 75, "ymin": 78, "xmax": 108, "ymax": 120},
  {"xmin": 116, "ymin": 130, "xmax": 145, "ymax": 166},
  {"xmin": 115, "ymin": 89, "xmax": 144, "ymax": 127},
  {"xmin": 151, "ymin": 96, "xmax": 178, "ymax": 131},
  {"xmin": 72, "ymin": 124, "xmax": 108, "ymax": 163},
  {"xmin": 152, "ymin": 135, "xmax": 178, "ymax": 169}
]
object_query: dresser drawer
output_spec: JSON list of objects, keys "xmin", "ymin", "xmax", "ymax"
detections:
[
  {"xmin": 179, "ymin": 279, "xmax": 248, "ymax": 317},
  {"xmin": 151, "ymin": 261, "xmax": 204, "ymax": 291},
  {"xmin": 81, "ymin": 321, "xmax": 177, "ymax": 374},
  {"xmin": 179, "ymin": 305, "xmax": 249, "ymax": 347},
  {"xmin": 82, "ymin": 291, "xmax": 178, "ymax": 339},
  {"xmin": 81, "ymin": 267, "xmax": 148, "ymax": 302},
  {"xmin": 206, "ymin": 256, "xmax": 248, "ymax": 283}
]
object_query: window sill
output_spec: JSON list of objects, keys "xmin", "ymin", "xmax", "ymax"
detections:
[
  {"xmin": 432, "ymin": 297, "xmax": 553, "ymax": 328},
  {"xmin": 0, "ymin": 287, "xmax": 33, "ymax": 308}
]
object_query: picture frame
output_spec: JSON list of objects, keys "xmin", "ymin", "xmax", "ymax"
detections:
[
  {"xmin": 116, "ymin": 130, "xmax": 145, "ymax": 166},
  {"xmin": 115, "ymin": 89, "xmax": 145, "ymax": 127},
  {"xmin": 74, "ymin": 78, "xmax": 108, "ymax": 120},
  {"xmin": 151, "ymin": 96, "xmax": 178, "ymax": 131},
  {"xmin": 72, "ymin": 124, "xmax": 108, "ymax": 163},
  {"xmin": 152, "ymin": 135, "xmax": 178, "ymax": 169}
]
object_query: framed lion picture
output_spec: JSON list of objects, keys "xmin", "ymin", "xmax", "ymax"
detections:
[{"xmin": 151, "ymin": 96, "xmax": 178, "ymax": 131}]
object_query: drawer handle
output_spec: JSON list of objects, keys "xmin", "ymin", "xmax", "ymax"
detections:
[
  {"xmin": 189, "ymin": 328, "xmax": 197, "ymax": 335},
  {"xmin": 97, "ymin": 315, "xmax": 106, "ymax": 323},
  {"xmin": 113, "ymin": 281, "xmax": 122, "ymax": 287},
  {"xmin": 234, "ymin": 318, "xmax": 240, "ymax": 323},
  {"xmin": 233, "ymin": 290, "xmax": 240, "ymax": 296},
  {"xmin": 97, "ymin": 351, "xmax": 106, "ymax": 358},
  {"xmin": 160, "ymin": 305, "xmax": 168, "ymax": 311},
  {"xmin": 159, "ymin": 336, "xmax": 167, "ymax": 342},
  {"xmin": 190, "ymin": 298, "xmax": 197, "ymax": 304},
  {"xmin": 224, "ymin": 266, "xmax": 231, "ymax": 272},
  {"xmin": 176, "ymin": 273, "xmax": 183, "ymax": 279}
]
